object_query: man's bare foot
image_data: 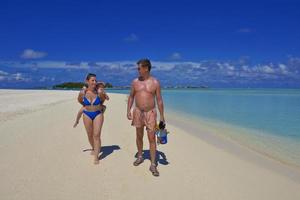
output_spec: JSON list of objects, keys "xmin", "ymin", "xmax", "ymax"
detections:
[
  {"xmin": 133, "ymin": 156, "xmax": 144, "ymax": 166},
  {"xmin": 149, "ymin": 164, "xmax": 159, "ymax": 177}
]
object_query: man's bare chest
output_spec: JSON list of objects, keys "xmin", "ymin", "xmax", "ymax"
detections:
[{"xmin": 134, "ymin": 82, "xmax": 156, "ymax": 94}]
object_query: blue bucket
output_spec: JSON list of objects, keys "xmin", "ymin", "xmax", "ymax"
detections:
[
  {"xmin": 160, "ymin": 134, "xmax": 168, "ymax": 144},
  {"xmin": 156, "ymin": 130, "xmax": 168, "ymax": 144}
]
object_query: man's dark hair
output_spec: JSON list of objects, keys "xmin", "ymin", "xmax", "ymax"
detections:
[
  {"xmin": 86, "ymin": 73, "xmax": 96, "ymax": 80},
  {"xmin": 137, "ymin": 58, "xmax": 152, "ymax": 71}
]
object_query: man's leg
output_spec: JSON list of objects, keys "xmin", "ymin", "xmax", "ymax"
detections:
[
  {"xmin": 147, "ymin": 129, "xmax": 159, "ymax": 176},
  {"xmin": 133, "ymin": 127, "xmax": 144, "ymax": 166},
  {"xmin": 136, "ymin": 127, "xmax": 144, "ymax": 157},
  {"xmin": 147, "ymin": 130, "xmax": 156, "ymax": 165}
]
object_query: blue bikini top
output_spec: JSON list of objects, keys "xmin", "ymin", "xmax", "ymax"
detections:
[{"xmin": 83, "ymin": 95, "xmax": 101, "ymax": 106}]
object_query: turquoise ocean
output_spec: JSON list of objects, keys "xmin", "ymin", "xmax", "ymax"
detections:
[{"xmin": 108, "ymin": 89, "xmax": 300, "ymax": 167}]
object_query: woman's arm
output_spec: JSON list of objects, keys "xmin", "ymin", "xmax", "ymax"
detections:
[{"xmin": 77, "ymin": 90, "xmax": 85, "ymax": 106}]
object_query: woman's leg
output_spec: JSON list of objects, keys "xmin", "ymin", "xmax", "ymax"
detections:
[
  {"xmin": 82, "ymin": 114, "xmax": 94, "ymax": 152},
  {"xmin": 92, "ymin": 113, "xmax": 104, "ymax": 164}
]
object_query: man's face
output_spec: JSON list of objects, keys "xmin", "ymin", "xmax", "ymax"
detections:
[{"xmin": 137, "ymin": 64, "xmax": 148, "ymax": 76}]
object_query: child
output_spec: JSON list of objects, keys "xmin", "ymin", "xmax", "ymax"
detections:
[
  {"xmin": 73, "ymin": 82, "xmax": 109, "ymax": 128},
  {"xmin": 155, "ymin": 121, "xmax": 168, "ymax": 144},
  {"xmin": 96, "ymin": 82, "xmax": 110, "ymax": 101}
]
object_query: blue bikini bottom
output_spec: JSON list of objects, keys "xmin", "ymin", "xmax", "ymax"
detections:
[{"xmin": 83, "ymin": 110, "xmax": 102, "ymax": 120}]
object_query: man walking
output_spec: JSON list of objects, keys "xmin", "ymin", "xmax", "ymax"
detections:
[{"xmin": 127, "ymin": 58, "xmax": 165, "ymax": 177}]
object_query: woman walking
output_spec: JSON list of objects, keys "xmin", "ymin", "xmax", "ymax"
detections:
[{"xmin": 77, "ymin": 73, "xmax": 106, "ymax": 164}]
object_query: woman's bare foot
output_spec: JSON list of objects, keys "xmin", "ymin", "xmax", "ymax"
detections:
[
  {"xmin": 94, "ymin": 159, "xmax": 99, "ymax": 165},
  {"xmin": 90, "ymin": 149, "xmax": 95, "ymax": 155}
]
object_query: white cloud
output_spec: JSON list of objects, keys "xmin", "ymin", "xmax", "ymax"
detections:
[
  {"xmin": 1, "ymin": 58, "xmax": 299, "ymax": 85},
  {"xmin": 279, "ymin": 64, "xmax": 288, "ymax": 74},
  {"xmin": 39, "ymin": 76, "xmax": 47, "ymax": 82},
  {"xmin": 227, "ymin": 71, "xmax": 236, "ymax": 76},
  {"xmin": 0, "ymin": 71, "xmax": 16, "ymax": 82},
  {"xmin": 279, "ymin": 64, "xmax": 286, "ymax": 70},
  {"xmin": 0, "ymin": 76, "xmax": 6, "ymax": 81},
  {"xmin": 21, "ymin": 49, "xmax": 47, "ymax": 59},
  {"xmin": 124, "ymin": 33, "xmax": 138, "ymax": 42},
  {"xmin": 38, "ymin": 61, "xmax": 68, "ymax": 68},
  {"xmin": 241, "ymin": 65, "xmax": 250, "ymax": 71},
  {"xmin": 169, "ymin": 52, "xmax": 182, "ymax": 60},
  {"xmin": 65, "ymin": 62, "xmax": 89, "ymax": 69},
  {"xmin": 38, "ymin": 76, "xmax": 56, "ymax": 82},
  {"xmin": 13, "ymin": 73, "xmax": 23, "ymax": 80},
  {"xmin": 224, "ymin": 63, "xmax": 235, "ymax": 71},
  {"xmin": 1, "ymin": 60, "xmax": 91, "ymax": 69},
  {"xmin": 237, "ymin": 28, "xmax": 253, "ymax": 33},
  {"xmin": 0, "ymin": 71, "xmax": 31, "ymax": 82},
  {"xmin": 0, "ymin": 70, "xmax": 9, "ymax": 75},
  {"xmin": 262, "ymin": 65, "xmax": 275, "ymax": 73},
  {"xmin": 151, "ymin": 61, "xmax": 176, "ymax": 71},
  {"xmin": 9, "ymin": 73, "xmax": 31, "ymax": 82}
]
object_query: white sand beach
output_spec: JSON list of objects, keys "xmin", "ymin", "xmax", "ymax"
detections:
[{"xmin": 1, "ymin": 89, "xmax": 300, "ymax": 200}]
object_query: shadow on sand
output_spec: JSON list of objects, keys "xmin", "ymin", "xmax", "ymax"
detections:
[
  {"xmin": 99, "ymin": 145, "xmax": 121, "ymax": 160},
  {"xmin": 83, "ymin": 145, "xmax": 121, "ymax": 160},
  {"xmin": 135, "ymin": 150, "xmax": 169, "ymax": 165}
]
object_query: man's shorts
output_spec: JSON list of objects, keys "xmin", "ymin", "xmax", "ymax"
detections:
[{"xmin": 131, "ymin": 107, "xmax": 157, "ymax": 132}]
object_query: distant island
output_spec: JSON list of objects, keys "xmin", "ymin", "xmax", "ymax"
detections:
[
  {"xmin": 52, "ymin": 82, "xmax": 209, "ymax": 90},
  {"xmin": 163, "ymin": 85, "xmax": 209, "ymax": 89},
  {"xmin": 52, "ymin": 82, "xmax": 113, "ymax": 89}
]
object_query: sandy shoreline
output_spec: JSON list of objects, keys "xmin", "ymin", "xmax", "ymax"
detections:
[
  {"xmin": 1, "ymin": 89, "xmax": 300, "ymax": 200},
  {"xmin": 168, "ymin": 111, "xmax": 300, "ymax": 182}
]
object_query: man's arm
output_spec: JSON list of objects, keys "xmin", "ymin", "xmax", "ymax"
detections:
[
  {"xmin": 127, "ymin": 81, "xmax": 135, "ymax": 120},
  {"xmin": 156, "ymin": 80, "xmax": 165, "ymax": 122}
]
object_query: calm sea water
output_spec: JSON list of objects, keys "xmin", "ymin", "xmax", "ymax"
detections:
[
  {"xmin": 108, "ymin": 88, "xmax": 300, "ymax": 166},
  {"xmin": 164, "ymin": 89, "xmax": 300, "ymax": 138}
]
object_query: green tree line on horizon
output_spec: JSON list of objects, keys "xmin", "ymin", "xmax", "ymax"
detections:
[{"xmin": 53, "ymin": 82, "xmax": 113, "ymax": 89}]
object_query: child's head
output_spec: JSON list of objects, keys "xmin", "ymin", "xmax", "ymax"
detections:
[{"xmin": 96, "ymin": 81, "xmax": 105, "ymax": 89}]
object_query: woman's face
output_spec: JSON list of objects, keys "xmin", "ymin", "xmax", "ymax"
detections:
[{"xmin": 86, "ymin": 76, "xmax": 97, "ymax": 89}]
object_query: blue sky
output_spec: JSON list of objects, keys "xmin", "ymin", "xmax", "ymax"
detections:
[{"xmin": 0, "ymin": 0, "xmax": 300, "ymax": 88}]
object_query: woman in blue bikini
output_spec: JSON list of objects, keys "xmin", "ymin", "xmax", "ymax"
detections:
[{"xmin": 77, "ymin": 73, "xmax": 106, "ymax": 164}]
